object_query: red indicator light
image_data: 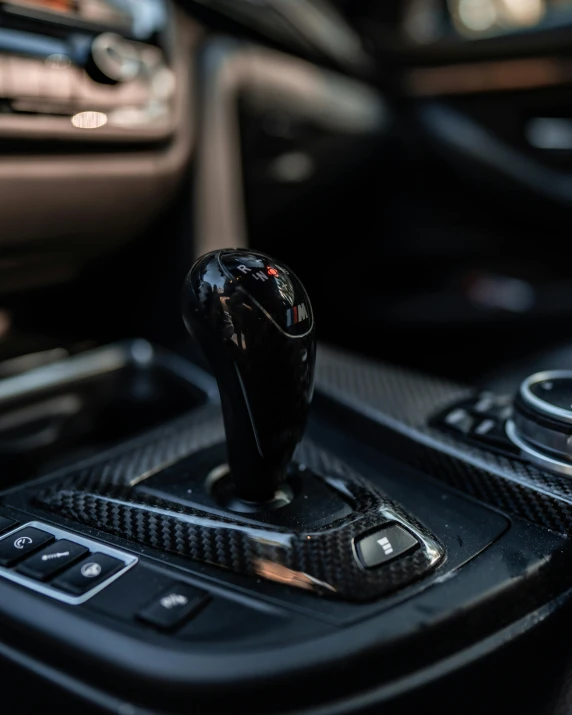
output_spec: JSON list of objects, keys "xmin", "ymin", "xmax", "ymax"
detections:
[{"xmin": 268, "ymin": 268, "xmax": 278, "ymax": 276}]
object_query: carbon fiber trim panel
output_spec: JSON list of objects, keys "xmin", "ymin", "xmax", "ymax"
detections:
[
  {"xmin": 33, "ymin": 404, "xmax": 443, "ymax": 602},
  {"xmin": 315, "ymin": 345, "xmax": 572, "ymax": 534}
]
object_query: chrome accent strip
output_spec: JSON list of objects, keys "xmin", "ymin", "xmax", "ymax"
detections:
[
  {"xmin": 520, "ymin": 370, "xmax": 572, "ymax": 425},
  {"xmin": 0, "ymin": 343, "xmax": 131, "ymax": 405},
  {"xmin": 0, "ymin": 339, "xmax": 217, "ymax": 408},
  {"xmin": 506, "ymin": 419, "xmax": 572, "ymax": 477}
]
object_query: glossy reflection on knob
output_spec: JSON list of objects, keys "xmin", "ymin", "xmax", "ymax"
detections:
[{"xmin": 182, "ymin": 249, "xmax": 316, "ymax": 502}]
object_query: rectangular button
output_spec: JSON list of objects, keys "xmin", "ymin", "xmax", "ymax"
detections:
[
  {"xmin": 0, "ymin": 516, "xmax": 18, "ymax": 535},
  {"xmin": 356, "ymin": 524, "xmax": 419, "ymax": 569},
  {"xmin": 17, "ymin": 540, "xmax": 89, "ymax": 582},
  {"xmin": 137, "ymin": 583, "xmax": 210, "ymax": 631},
  {"xmin": 0, "ymin": 527, "xmax": 54, "ymax": 566},
  {"xmin": 472, "ymin": 417, "xmax": 510, "ymax": 445},
  {"xmin": 443, "ymin": 408, "xmax": 474, "ymax": 434},
  {"xmin": 473, "ymin": 417, "xmax": 497, "ymax": 436},
  {"xmin": 52, "ymin": 553, "xmax": 124, "ymax": 595}
]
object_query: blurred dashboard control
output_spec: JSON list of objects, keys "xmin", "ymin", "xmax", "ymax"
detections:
[
  {"xmin": 0, "ymin": 0, "xmax": 177, "ymax": 141},
  {"xmin": 90, "ymin": 32, "xmax": 141, "ymax": 83}
]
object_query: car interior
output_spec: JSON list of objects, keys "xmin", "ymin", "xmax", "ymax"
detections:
[{"xmin": 3, "ymin": 0, "xmax": 572, "ymax": 713}]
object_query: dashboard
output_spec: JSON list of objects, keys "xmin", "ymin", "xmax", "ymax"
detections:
[
  {"xmin": 0, "ymin": 0, "xmax": 196, "ymax": 293},
  {"xmin": 7, "ymin": 1, "xmax": 162, "ymax": 30},
  {"xmin": 0, "ymin": 0, "xmax": 174, "ymax": 138}
]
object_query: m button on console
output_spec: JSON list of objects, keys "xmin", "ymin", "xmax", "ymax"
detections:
[
  {"xmin": 355, "ymin": 524, "xmax": 419, "ymax": 569},
  {"xmin": 0, "ymin": 527, "xmax": 54, "ymax": 566}
]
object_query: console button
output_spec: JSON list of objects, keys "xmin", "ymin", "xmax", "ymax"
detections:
[
  {"xmin": 473, "ymin": 394, "xmax": 497, "ymax": 413},
  {"xmin": 472, "ymin": 417, "xmax": 509, "ymax": 444},
  {"xmin": 473, "ymin": 417, "xmax": 497, "ymax": 437},
  {"xmin": 473, "ymin": 393, "xmax": 512, "ymax": 419},
  {"xmin": 356, "ymin": 524, "xmax": 419, "ymax": 569},
  {"xmin": 443, "ymin": 408, "xmax": 474, "ymax": 434},
  {"xmin": 0, "ymin": 527, "xmax": 54, "ymax": 566},
  {"xmin": 17, "ymin": 540, "xmax": 88, "ymax": 581},
  {"xmin": 52, "ymin": 553, "xmax": 124, "ymax": 595},
  {"xmin": 137, "ymin": 583, "xmax": 210, "ymax": 631},
  {"xmin": 0, "ymin": 516, "xmax": 18, "ymax": 535}
]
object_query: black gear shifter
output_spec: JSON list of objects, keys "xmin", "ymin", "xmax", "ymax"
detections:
[
  {"xmin": 35, "ymin": 250, "xmax": 444, "ymax": 600},
  {"xmin": 182, "ymin": 249, "xmax": 316, "ymax": 503}
]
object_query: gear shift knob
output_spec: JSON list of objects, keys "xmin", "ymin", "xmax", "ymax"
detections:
[{"xmin": 182, "ymin": 249, "xmax": 316, "ymax": 503}]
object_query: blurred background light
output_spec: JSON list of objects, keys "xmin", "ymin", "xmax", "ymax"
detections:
[
  {"xmin": 498, "ymin": 0, "xmax": 545, "ymax": 27},
  {"xmin": 71, "ymin": 111, "xmax": 108, "ymax": 129},
  {"xmin": 451, "ymin": 0, "xmax": 547, "ymax": 35},
  {"xmin": 457, "ymin": 0, "xmax": 498, "ymax": 32}
]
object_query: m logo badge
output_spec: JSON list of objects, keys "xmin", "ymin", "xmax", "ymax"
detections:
[{"xmin": 286, "ymin": 302, "xmax": 309, "ymax": 327}]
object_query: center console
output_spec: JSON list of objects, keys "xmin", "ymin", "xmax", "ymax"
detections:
[{"xmin": 0, "ymin": 249, "xmax": 571, "ymax": 714}]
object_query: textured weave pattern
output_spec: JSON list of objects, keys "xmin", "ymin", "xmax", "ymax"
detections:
[
  {"xmin": 36, "ymin": 415, "xmax": 443, "ymax": 602},
  {"xmin": 44, "ymin": 403, "xmax": 226, "ymax": 492},
  {"xmin": 315, "ymin": 345, "xmax": 572, "ymax": 533}
]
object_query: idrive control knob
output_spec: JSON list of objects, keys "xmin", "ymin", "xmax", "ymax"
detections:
[{"xmin": 506, "ymin": 370, "xmax": 572, "ymax": 475}]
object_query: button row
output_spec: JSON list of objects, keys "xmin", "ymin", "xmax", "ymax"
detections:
[
  {"xmin": 0, "ymin": 518, "xmax": 204, "ymax": 628},
  {"xmin": 0, "ymin": 526, "xmax": 124, "ymax": 594},
  {"xmin": 0, "ymin": 521, "xmax": 136, "ymax": 603},
  {"xmin": 434, "ymin": 393, "xmax": 517, "ymax": 455}
]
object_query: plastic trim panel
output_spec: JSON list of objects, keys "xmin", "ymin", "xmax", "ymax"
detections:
[{"xmin": 314, "ymin": 345, "xmax": 572, "ymax": 534}]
